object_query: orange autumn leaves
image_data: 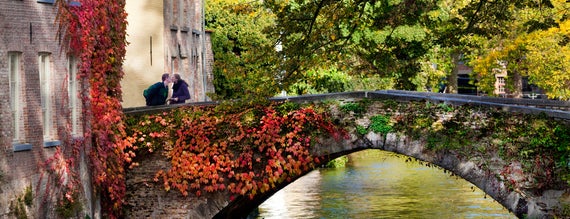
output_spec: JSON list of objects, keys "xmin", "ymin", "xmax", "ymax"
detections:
[{"xmin": 128, "ymin": 103, "xmax": 347, "ymax": 199}]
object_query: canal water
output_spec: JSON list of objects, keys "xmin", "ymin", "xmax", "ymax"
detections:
[{"xmin": 256, "ymin": 150, "xmax": 516, "ymax": 219}]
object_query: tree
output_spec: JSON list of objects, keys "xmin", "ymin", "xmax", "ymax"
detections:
[
  {"xmin": 468, "ymin": 0, "xmax": 570, "ymax": 99},
  {"xmin": 209, "ymin": 0, "xmax": 570, "ymax": 99},
  {"xmin": 206, "ymin": 0, "xmax": 280, "ymax": 99},
  {"xmin": 421, "ymin": 0, "xmax": 527, "ymax": 94},
  {"xmin": 263, "ymin": 0, "xmax": 436, "ymax": 90}
]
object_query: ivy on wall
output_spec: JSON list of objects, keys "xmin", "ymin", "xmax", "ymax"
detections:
[{"xmin": 56, "ymin": 0, "xmax": 131, "ymax": 217}]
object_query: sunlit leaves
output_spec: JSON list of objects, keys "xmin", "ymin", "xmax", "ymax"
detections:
[
  {"xmin": 468, "ymin": 1, "xmax": 570, "ymax": 100},
  {"xmin": 524, "ymin": 24, "xmax": 570, "ymax": 99}
]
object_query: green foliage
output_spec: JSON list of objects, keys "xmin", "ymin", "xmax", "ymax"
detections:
[
  {"xmin": 369, "ymin": 115, "xmax": 393, "ymax": 135},
  {"xmin": 437, "ymin": 103, "xmax": 453, "ymax": 112},
  {"xmin": 413, "ymin": 45, "xmax": 452, "ymax": 92},
  {"xmin": 276, "ymin": 101, "xmax": 300, "ymax": 115},
  {"xmin": 340, "ymin": 102, "xmax": 365, "ymax": 115},
  {"xmin": 325, "ymin": 156, "xmax": 348, "ymax": 168},
  {"xmin": 288, "ymin": 67, "xmax": 352, "ymax": 95},
  {"xmin": 9, "ymin": 199, "xmax": 27, "ymax": 219},
  {"xmin": 356, "ymin": 125, "xmax": 368, "ymax": 135},
  {"xmin": 206, "ymin": 0, "xmax": 570, "ymax": 99},
  {"xmin": 413, "ymin": 116, "xmax": 433, "ymax": 130},
  {"xmin": 382, "ymin": 99, "xmax": 399, "ymax": 109},
  {"xmin": 23, "ymin": 185, "xmax": 32, "ymax": 206},
  {"xmin": 263, "ymin": 0, "xmax": 435, "ymax": 90},
  {"xmin": 56, "ymin": 192, "xmax": 82, "ymax": 219},
  {"xmin": 9, "ymin": 186, "xmax": 33, "ymax": 219},
  {"xmin": 465, "ymin": 0, "xmax": 570, "ymax": 99},
  {"xmin": 206, "ymin": 0, "xmax": 279, "ymax": 99}
]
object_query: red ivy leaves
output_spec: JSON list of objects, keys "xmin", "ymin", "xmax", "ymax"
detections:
[
  {"xmin": 131, "ymin": 103, "xmax": 347, "ymax": 200},
  {"xmin": 56, "ymin": 0, "xmax": 130, "ymax": 218}
]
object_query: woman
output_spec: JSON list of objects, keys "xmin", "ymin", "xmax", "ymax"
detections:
[{"xmin": 168, "ymin": 73, "xmax": 190, "ymax": 104}]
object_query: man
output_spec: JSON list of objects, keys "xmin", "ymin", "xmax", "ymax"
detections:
[{"xmin": 144, "ymin": 73, "xmax": 170, "ymax": 106}]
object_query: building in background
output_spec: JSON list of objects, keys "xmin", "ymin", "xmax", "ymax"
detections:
[
  {"xmin": 456, "ymin": 60, "xmax": 478, "ymax": 95},
  {"xmin": 122, "ymin": 0, "xmax": 214, "ymax": 108},
  {"xmin": 455, "ymin": 59, "xmax": 544, "ymax": 99}
]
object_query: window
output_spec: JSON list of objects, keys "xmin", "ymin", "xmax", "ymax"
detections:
[
  {"xmin": 497, "ymin": 77, "xmax": 505, "ymax": 85},
  {"xmin": 170, "ymin": 28, "xmax": 178, "ymax": 58},
  {"xmin": 497, "ymin": 76, "xmax": 506, "ymax": 94},
  {"xmin": 68, "ymin": 55, "xmax": 81, "ymax": 136},
  {"xmin": 191, "ymin": 32, "xmax": 200, "ymax": 68},
  {"xmin": 39, "ymin": 53, "xmax": 55, "ymax": 141},
  {"xmin": 9, "ymin": 52, "xmax": 24, "ymax": 144}
]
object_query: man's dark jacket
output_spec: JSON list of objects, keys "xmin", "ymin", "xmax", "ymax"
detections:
[{"xmin": 144, "ymin": 82, "xmax": 168, "ymax": 106}]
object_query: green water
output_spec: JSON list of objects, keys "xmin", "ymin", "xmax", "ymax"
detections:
[{"xmin": 256, "ymin": 150, "xmax": 516, "ymax": 219}]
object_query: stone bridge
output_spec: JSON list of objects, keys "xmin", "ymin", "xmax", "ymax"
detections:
[{"xmin": 123, "ymin": 91, "xmax": 570, "ymax": 219}]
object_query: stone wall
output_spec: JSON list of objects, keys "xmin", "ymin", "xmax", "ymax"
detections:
[{"xmin": 125, "ymin": 151, "xmax": 228, "ymax": 218}]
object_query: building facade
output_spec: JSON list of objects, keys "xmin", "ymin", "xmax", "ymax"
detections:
[
  {"xmin": 122, "ymin": 0, "xmax": 214, "ymax": 108},
  {"xmin": 0, "ymin": 0, "xmax": 87, "ymax": 218},
  {"xmin": 1, "ymin": 0, "xmax": 213, "ymax": 217}
]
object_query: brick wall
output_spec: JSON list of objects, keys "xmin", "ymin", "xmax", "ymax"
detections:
[
  {"xmin": 163, "ymin": 0, "xmax": 213, "ymax": 103},
  {"xmin": 0, "ymin": 1, "xmax": 88, "ymax": 218},
  {"xmin": 204, "ymin": 30, "xmax": 215, "ymax": 99}
]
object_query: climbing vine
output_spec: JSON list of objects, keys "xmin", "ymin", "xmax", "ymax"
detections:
[
  {"xmin": 38, "ymin": 146, "xmax": 83, "ymax": 218},
  {"xmin": 56, "ymin": 0, "xmax": 131, "ymax": 217},
  {"xmin": 125, "ymin": 102, "xmax": 348, "ymax": 199}
]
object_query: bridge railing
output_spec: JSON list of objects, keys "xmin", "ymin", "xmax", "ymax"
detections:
[
  {"xmin": 381, "ymin": 90, "xmax": 570, "ymax": 111},
  {"xmin": 124, "ymin": 90, "xmax": 570, "ymax": 120},
  {"xmin": 271, "ymin": 91, "xmax": 570, "ymax": 121}
]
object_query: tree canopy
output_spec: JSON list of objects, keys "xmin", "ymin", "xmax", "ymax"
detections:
[{"xmin": 207, "ymin": 0, "xmax": 570, "ymax": 100}]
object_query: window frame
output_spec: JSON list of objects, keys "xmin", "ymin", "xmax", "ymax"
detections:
[
  {"xmin": 39, "ymin": 53, "xmax": 57, "ymax": 143},
  {"xmin": 9, "ymin": 52, "xmax": 32, "ymax": 151},
  {"xmin": 67, "ymin": 55, "xmax": 81, "ymax": 137},
  {"xmin": 9, "ymin": 52, "xmax": 22, "ymax": 143}
]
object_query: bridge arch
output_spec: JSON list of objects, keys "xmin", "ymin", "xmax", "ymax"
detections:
[
  {"xmin": 215, "ymin": 131, "xmax": 531, "ymax": 219},
  {"xmin": 124, "ymin": 91, "xmax": 570, "ymax": 219}
]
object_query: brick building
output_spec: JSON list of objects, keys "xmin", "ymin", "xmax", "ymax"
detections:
[
  {"xmin": 1, "ymin": 0, "xmax": 213, "ymax": 217},
  {"xmin": 0, "ymin": 0, "xmax": 88, "ymax": 218}
]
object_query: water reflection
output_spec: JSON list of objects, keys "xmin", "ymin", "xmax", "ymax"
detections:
[{"xmin": 257, "ymin": 150, "xmax": 516, "ymax": 219}]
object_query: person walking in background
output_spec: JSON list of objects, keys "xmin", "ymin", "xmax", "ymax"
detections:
[
  {"xmin": 143, "ymin": 73, "xmax": 170, "ymax": 106},
  {"xmin": 168, "ymin": 73, "xmax": 190, "ymax": 104}
]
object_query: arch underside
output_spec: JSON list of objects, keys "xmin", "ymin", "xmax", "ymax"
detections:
[{"xmin": 215, "ymin": 132, "xmax": 558, "ymax": 219}]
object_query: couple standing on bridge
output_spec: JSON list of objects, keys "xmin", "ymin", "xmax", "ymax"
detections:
[{"xmin": 143, "ymin": 73, "xmax": 191, "ymax": 106}]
